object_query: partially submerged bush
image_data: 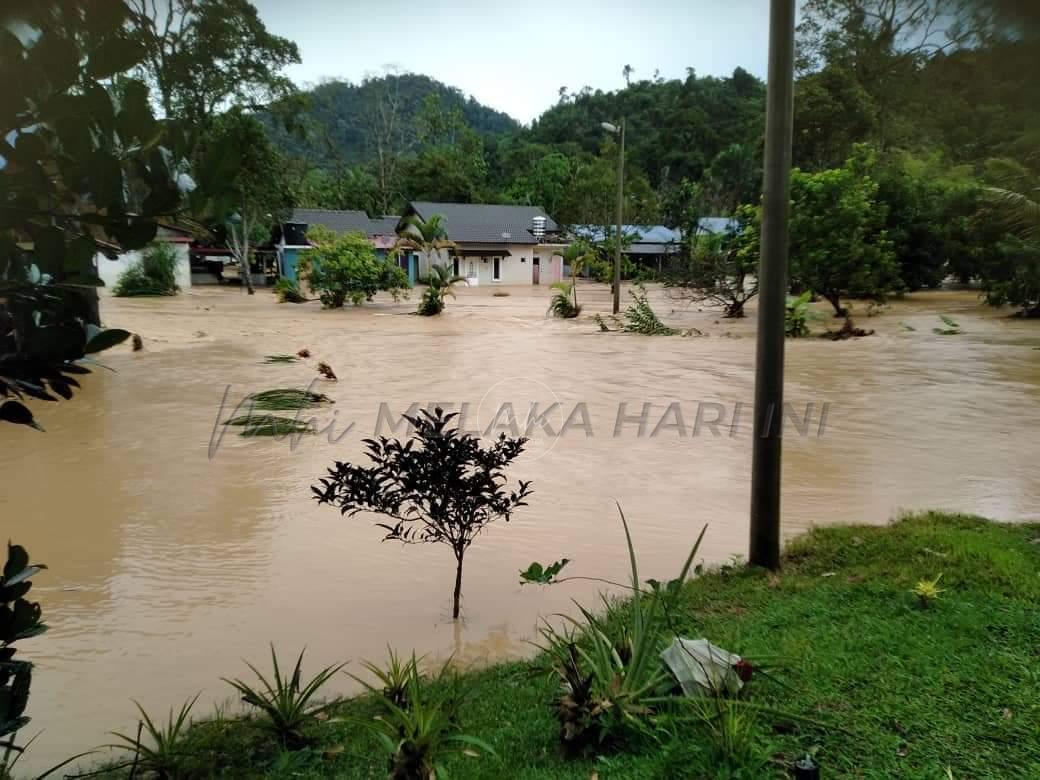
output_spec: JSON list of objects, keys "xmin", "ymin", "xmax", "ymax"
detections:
[
  {"xmin": 307, "ymin": 232, "xmax": 409, "ymax": 308},
  {"xmin": 624, "ymin": 284, "xmax": 675, "ymax": 335},
  {"xmin": 113, "ymin": 242, "xmax": 179, "ymax": 296},
  {"xmin": 548, "ymin": 281, "xmax": 581, "ymax": 319},
  {"xmin": 274, "ymin": 277, "xmax": 307, "ymax": 303},
  {"xmin": 785, "ymin": 291, "xmax": 812, "ymax": 337},
  {"xmin": 417, "ymin": 264, "xmax": 465, "ymax": 316}
]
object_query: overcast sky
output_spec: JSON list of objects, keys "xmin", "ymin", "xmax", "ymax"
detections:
[{"xmin": 252, "ymin": 0, "xmax": 774, "ymax": 124}]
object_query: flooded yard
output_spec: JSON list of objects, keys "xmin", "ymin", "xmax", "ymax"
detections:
[{"xmin": 4, "ymin": 283, "xmax": 1039, "ymax": 771}]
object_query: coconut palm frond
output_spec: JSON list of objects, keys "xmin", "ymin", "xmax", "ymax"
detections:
[{"xmin": 984, "ymin": 186, "xmax": 1040, "ymax": 240}]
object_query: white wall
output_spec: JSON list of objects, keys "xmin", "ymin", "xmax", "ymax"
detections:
[
  {"xmin": 418, "ymin": 244, "xmax": 544, "ymax": 286},
  {"xmin": 96, "ymin": 242, "xmax": 191, "ymax": 293}
]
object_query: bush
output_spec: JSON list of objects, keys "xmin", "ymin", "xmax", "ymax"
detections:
[
  {"xmin": 112, "ymin": 242, "xmax": 179, "ymax": 296},
  {"xmin": 785, "ymin": 291, "xmax": 812, "ymax": 337},
  {"xmin": 307, "ymin": 232, "xmax": 409, "ymax": 308}
]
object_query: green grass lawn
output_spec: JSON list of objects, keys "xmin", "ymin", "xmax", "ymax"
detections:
[{"xmin": 93, "ymin": 513, "xmax": 1040, "ymax": 779}]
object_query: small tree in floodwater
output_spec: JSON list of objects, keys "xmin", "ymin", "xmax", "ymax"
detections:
[{"xmin": 312, "ymin": 407, "xmax": 533, "ymax": 619}]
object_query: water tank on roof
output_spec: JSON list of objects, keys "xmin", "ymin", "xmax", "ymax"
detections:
[
  {"xmin": 284, "ymin": 222, "xmax": 308, "ymax": 246},
  {"xmin": 531, "ymin": 215, "xmax": 547, "ymax": 240}
]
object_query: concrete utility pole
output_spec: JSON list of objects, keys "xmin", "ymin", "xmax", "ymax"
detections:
[
  {"xmin": 613, "ymin": 117, "xmax": 625, "ymax": 314},
  {"xmin": 748, "ymin": 0, "xmax": 796, "ymax": 570},
  {"xmin": 601, "ymin": 119, "xmax": 626, "ymax": 314}
]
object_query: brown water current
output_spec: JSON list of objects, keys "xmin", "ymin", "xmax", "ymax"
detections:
[{"xmin": 3, "ymin": 283, "xmax": 1038, "ymax": 770}]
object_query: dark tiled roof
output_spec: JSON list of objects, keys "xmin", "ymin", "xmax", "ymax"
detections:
[
  {"xmin": 408, "ymin": 202, "xmax": 558, "ymax": 244},
  {"xmin": 370, "ymin": 216, "xmax": 401, "ymax": 236},
  {"xmin": 290, "ymin": 208, "xmax": 377, "ymax": 236}
]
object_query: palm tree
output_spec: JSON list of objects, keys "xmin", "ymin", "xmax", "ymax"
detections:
[
  {"xmin": 986, "ymin": 185, "xmax": 1040, "ymax": 240},
  {"xmin": 418, "ymin": 263, "xmax": 467, "ymax": 316},
  {"xmin": 396, "ymin": 214, "xmax": 456, "ymax": 264},
  {"xmin": 561, "ymin": 240, "xmax": 596, "ymax": 308}
]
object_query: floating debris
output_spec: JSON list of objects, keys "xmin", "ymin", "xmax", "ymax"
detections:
[
  {"xmin": 317, "ymin": 362, "xmax": 338, "ymax": 381},
  {"xmin": 263, "ymin": 354, "xmax": 300, "ymax": 364},
  {"xmin": 248, "ymin": 388, "xmax": 332, "ymax": 410}
]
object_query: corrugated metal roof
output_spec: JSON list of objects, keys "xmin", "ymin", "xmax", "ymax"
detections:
[{"xmin": 408, "ymin": 202, "xmax": 559, "ymax": 244}]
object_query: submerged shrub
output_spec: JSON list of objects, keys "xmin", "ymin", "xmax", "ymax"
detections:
[
  {"xmin": 548, "ymin": 282, "xmax": 581, "ymax": 319},
  {"xmin": 624, "ymin": 284, "xmax": 675, "ymax": 335},
  {"xmin": 785, "ymin": 291, "xmax": 812, "ymax": 337},
  {"xmin": 113, "ymin": 242, "xmax": 179, "ymax": 297},
  {"xmin": 416, "ymin": 264, "xmax": 465, "ymax": 316},
  {"xmin": 307, "ymin": 232, "xmax": 409, "ymax": 308},
  {"xmin": 274, "ymin": 278, "xmax": 307, "ymax": 303}
]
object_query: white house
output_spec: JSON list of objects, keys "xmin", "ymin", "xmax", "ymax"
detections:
[
  {"xmin": 95, "ymin": 223, "xmax": 193, "ymax": 292},
  {"xmin": 399, "ymin": 202, "xmax": 565, "ymax": 287}
]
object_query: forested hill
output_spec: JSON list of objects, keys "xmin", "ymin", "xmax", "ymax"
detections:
[
  {"xmin": 265, "ymin": 73, "xmax": 518, "ymax": 167},
  {"xmin": 529, "ymin": 68, "xmax": 766, "ymax": 189}
]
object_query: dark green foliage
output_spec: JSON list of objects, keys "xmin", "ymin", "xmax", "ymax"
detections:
[
  {"xmin": 263, "ymin": 73, "xmax": 517, "ymax": 169},
  {"xmin": 223, "ymin": 647, "xmax": 345, "ymax": 749},
  {"xmin": 0, "ymin": 544, "xmax": 47, "ymax": 768},
  {"xmin": 113, "ymin": 243, "xmax": 180, "ymax": 297},
  {"xmin": 0, "ymin": 0, "xmax": 209, "ymax": 430},
  {"xmin": 623, "ymin": 285, "xmax": 675, "ymax": 335},
  {"xmin": 313, "ymin": 406, "xmax": 532, "ymax": 619}
]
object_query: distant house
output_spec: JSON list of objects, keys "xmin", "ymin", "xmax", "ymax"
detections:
[
  {"xmin": 398, "ymin": 202, "xmax": 565, "ymax": 286},
  {"xmin": 572, "ymin": 218, "xmax": 740, "ymax": 273},
  {"xmin": 277, "ymin": 208, "xmax": 409, "ymax": 283}
]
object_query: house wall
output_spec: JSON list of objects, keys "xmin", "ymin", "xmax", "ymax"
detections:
[
  {"xmin": 95, "ymin": 242, "xmax": 192, "ymax": 293},
  {"xmin": 418, "ymin": 244, "xmax": 545, "ymax": 286}
]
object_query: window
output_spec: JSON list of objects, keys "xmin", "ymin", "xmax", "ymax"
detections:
[
  {"xmin": 492, "ymin": 257, "xmax": 501, "ymax": 281},
  {"xmin": 520, "ymin": 257, "xmax": 526, "ymax": 263}
]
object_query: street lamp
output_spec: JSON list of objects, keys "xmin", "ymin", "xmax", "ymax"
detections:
[{"xmin": 601, "ymin": 119, "xmax": 625, "ymax": 314}]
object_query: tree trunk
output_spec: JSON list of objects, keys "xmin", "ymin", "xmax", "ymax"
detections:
[
  {"xmin": 824, "ymin": 292, "xmax": 846, "ymax": 317},
  {"xmin": 451, "ymin": 552, "xmax": 464, "ymax": 620}
]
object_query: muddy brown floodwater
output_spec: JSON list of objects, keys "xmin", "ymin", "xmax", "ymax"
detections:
[{"xmin": 3, "ymin": 283, "xmax": 1039, "ymax": 771}]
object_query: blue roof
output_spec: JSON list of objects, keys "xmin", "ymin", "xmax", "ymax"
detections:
[{"xmin": 571, "ymin": 218, "xmax": 739, "ymax": 248}]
